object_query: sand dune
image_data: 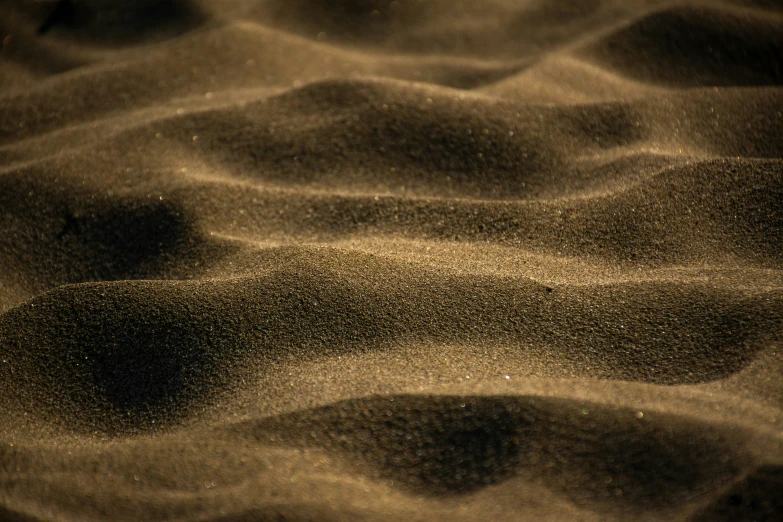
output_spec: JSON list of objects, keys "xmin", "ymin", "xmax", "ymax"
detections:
[{"xmin": 1, "ymin": 1, "xmax": 781, "ymax": 520}]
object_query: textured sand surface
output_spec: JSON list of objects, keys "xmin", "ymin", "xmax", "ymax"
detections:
[{"xmin": 1, "ymin": 1, "xmax": 782, "ymax": 520}]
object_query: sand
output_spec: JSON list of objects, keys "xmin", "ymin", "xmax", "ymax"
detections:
[{"xmin": 0, "ymin": 0, "xmax": 782, "ymax": 520}]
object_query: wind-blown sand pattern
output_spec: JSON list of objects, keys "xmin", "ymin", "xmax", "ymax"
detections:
[{"xmin": 1, "ymin": 1, "xmax": 782, "ymax": 520}]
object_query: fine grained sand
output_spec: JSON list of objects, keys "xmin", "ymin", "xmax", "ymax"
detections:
[{"xmin": 1, "ymin": 1, "xmax": 782, "ymax": 520}]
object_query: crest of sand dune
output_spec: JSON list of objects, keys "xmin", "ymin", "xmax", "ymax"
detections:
[{"xmin": 0, "ymin": 1, "xmax": 782, "ymax": 521}]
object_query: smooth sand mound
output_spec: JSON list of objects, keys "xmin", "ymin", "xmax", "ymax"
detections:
[{"xmin": 1, "ymin": 1, "xmax": 782, "ymax": 520}]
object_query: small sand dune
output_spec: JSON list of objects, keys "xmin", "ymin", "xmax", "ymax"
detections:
[{"xmin": 1, "ymin": 1, "xmax": 781, "ymax": 520}]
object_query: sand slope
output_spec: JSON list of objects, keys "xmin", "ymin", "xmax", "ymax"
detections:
[{"xmin": 1, "ymin": 1, "xmax": 782, "ymax": 520}]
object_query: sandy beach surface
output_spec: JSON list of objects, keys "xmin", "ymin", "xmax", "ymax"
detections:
[{"xmin": 1, "ymin": 1, "xmax": 782, "ymax": 520}]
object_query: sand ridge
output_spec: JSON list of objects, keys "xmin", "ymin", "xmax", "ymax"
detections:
[{"xmin": 1, "ymin": 1, "xmax": 782, "ymax": 520}]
